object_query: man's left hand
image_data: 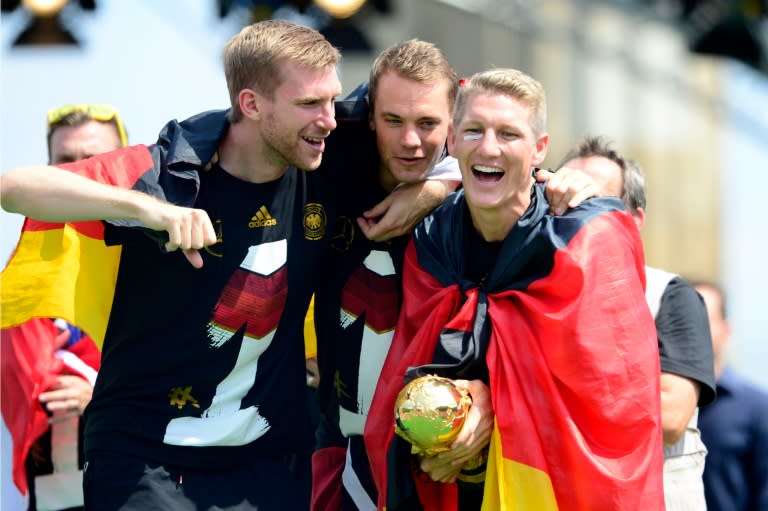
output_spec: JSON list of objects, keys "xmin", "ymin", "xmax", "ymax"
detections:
[{"xmin": 418, "ymin": 379, "xmax": 493, "ymax": 483}]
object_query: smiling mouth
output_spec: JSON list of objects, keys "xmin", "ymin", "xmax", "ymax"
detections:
[
  {"xmin": 303, "ymin": 136, "xmax": 324, "ymax": 145},
  {"xmin": 472, "ymin": 164, "xmax": 504, "ymax": 182},
  {"xmin": 302, "ymin": 136, "xmax": 326, "ymax": 152}
]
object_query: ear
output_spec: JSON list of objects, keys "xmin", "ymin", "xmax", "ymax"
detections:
[
  {"xmin": 633, "ymin": 206, "xmax": 646, "ymax": 230},
  {"xmin": 531, "ymin": 132, "xmax": 549, "ymax": 166},
  {"xmin": 239, "ymin": 88, "xmax": 261, "ymax": 121},
  {"xmin": 447, "ymin": 123, "xmax": 457, "ymax": 156}
]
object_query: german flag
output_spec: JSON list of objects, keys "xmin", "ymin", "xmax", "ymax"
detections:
[
  {"xmin": 0, "ymin": 146, "xmax": 155, "ymax": 348},
  {"xmin": 364, "ymin": 188, "xmax": 665, "ymax": 511}
]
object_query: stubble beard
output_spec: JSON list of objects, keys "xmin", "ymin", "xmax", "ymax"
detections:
[{"xmin": 262, "ymin": 122, "xmax": 322, "ymax": 172}]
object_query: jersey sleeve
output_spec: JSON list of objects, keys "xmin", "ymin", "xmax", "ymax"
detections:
[
  {"xmin": 426, "ymin": 156, "xmax": 462, "ymax": 182},
  {"xmin": 656, "ymin": 277, "xmax": 717, "ymax": 406}
]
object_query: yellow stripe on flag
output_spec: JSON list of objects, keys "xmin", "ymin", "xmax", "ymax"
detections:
[
  {"xmin": 482, "ymin": 424, "xmax": 559, "ymax": 511},
  {"xmin": 0, "ymin": 225, "xmax": 121, "ymax": 349}
]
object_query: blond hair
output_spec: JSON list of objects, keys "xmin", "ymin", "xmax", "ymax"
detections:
[
  {"xmin": 368, "ymin": 39, "xmax": 458, "ymax": 115},
  {"xmin": 453, "ymin": 68, "xmax": 547, "ymax": 137},
  {"xmin": 223, "ymin": 19, "xmax": 340, "ymax": 122}
]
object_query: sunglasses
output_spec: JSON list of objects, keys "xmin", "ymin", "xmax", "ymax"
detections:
[{"xmin": 47, "ymin": 104, "xmax": 128, "ymax": 147}]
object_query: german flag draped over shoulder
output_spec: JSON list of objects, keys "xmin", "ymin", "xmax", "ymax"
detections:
[{"xmin": 364, "ymin": 186, "xmax": 665, "ymax": 511}]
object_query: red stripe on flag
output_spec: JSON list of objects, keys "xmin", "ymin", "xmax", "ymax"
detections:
[
  {"xmin": 23, "ymin": 219, "xmax": 105, "ymax": 239},
  {"xmin": 57, "ymin": 144, "xmax": 154, "ymax": 188},
  {"xmin": 10, "ymin": 145, "xmax": 155, "ymax": 246}
]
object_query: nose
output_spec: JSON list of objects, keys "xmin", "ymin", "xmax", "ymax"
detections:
[
  {"xmin": 317, "ymin": 101, "xmax": 337, "ymax": 132},
  {"xmin": 400, "ymin": 126, "xmax": 421, "ymax": 149},
  {"xmin": 477, "ymin": 131, "xmax": 500, "ymax": 156}
]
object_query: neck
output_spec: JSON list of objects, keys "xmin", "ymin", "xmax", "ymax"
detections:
[
  {"xmin": 378, "ymin": 164, "xmax": 398, "ymax": 193},
  {"xmin": 218, "ymin": 122, "xmax": 288, "ymax": 183},
  {"xmin": 467, "ymin": 180, "xmax": 533, "ymax": 242}
]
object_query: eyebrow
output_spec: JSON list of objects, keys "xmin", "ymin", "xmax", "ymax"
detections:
[
  {"xmin": 294, "ymin": 95, "xmax": 321, "ymax": 104},
  {"xmin": 52, "ymin": 151, "xmax": 99, "ymax": 164},
  {"xmin": 380, "ymin": 111, "xmax": 442, "ymax": 122}
]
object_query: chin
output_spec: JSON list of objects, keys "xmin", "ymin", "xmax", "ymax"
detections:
[
  {"xmin": 299, "ymin": 157, "xmax": 323, "ymax": 171},
  {"xmin": 394, "ymin": 168, "xmax": 428, "ymax": 184},
  {"xmin": 464, "ymin": 192, "xmax": 502, "ymax": 211}
]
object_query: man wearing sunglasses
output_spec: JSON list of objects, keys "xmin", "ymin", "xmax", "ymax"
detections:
[{"xmin": 2, "ymin": 104, "xmax": 127, "ymax": 511}]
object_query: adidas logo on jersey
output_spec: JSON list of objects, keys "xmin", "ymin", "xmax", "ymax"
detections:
[{"xmin": 249, "ymin": 206, "xmax": 277, "ymax": 228}]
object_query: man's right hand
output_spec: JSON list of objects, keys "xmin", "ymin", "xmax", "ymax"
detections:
[
  {"xmin": 535, "ymin": 167, "xmax": 600, "ymax": 216},
  {"xmin": 137, "ymin": 199, "xmax": 218, "ymax": 268}
]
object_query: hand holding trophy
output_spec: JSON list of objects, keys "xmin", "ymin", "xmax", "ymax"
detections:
[{"xmin": 394, "ymin": 374, "xmax": 490, "ymax": 485}]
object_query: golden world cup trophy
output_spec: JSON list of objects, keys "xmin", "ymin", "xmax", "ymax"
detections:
[
  {"xmin": 394, "ymin": 374, "xmax": 489, "ymax": 484},
  {"xmin": 393, "ymin": 374, "xmax": 472, "ymax": 456}
]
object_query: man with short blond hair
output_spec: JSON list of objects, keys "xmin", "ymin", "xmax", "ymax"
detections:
[
  {"xmin": 311, "ymin": 43, "xmax": 598, "ymax": 510},
  {"xmin": 223, "ymin": 20, "xmax": 340, "ymax": 123}
]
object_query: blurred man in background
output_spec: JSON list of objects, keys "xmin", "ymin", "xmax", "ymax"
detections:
[{"xmin": 693, "ymin": 281, "xmax": 768, "ymax": 511}]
